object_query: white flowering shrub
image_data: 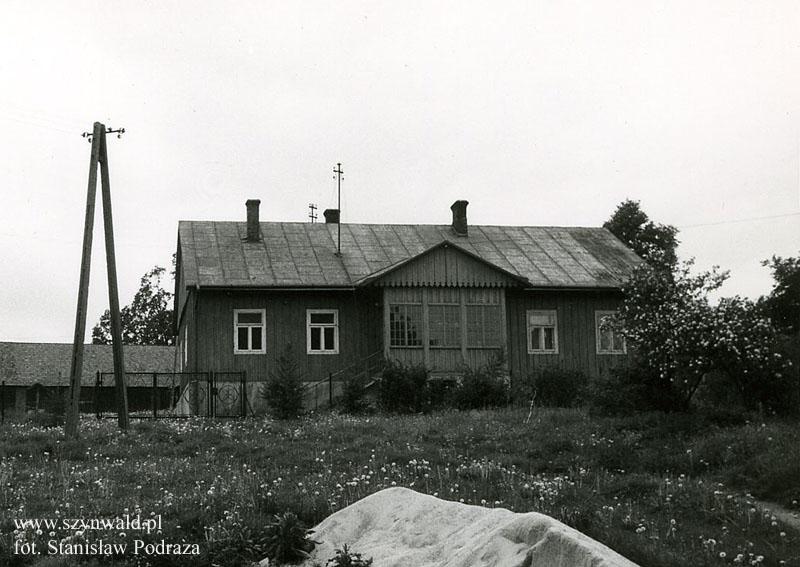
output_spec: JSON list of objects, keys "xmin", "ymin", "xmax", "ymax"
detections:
[{"xmin": 614, "ymin": 254, "xmax": 792, "ymax": 412}]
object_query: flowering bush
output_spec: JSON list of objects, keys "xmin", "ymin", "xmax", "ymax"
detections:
[{"xmin": 614, "ymin": 255, "xmax": 790, "ymax": 412}]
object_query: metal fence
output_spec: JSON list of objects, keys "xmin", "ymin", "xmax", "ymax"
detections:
[{"xmin": 96, "ymin": 371, "xmax": 251, "ymax": 418}]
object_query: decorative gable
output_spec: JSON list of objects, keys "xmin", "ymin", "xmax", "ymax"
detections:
[{"xmin": 365, "ymin": 241, "xmax": 527, "ymax": 288}]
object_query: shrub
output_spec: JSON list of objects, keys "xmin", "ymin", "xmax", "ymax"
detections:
[
  {"xmin": 262, "ymin": 344, "xmax": 305, "ymax": 419},
  {"xmin": 589, "ymin": 363, "xmax": 684, "ymax": 415},
  {"xmin": 377, "ymin": 361, "xmax": 429, "ymax": 413},
  {"xmin": 340, "ymin": 372, "xmax": 370, "ymax": 414},
  {"xmin": 326, "ymin": 544, "xmax": 373, "ymax": 567},
  {"xmin": 516, "ymin": 367, "xmax": 587, "ymax": 407},
  {"xmin": 264, "ymin": 512, "xmax": 317, "ymax": 564},
  {"xmin": 451, "ymin": 350, "xmax": 509, "ymax": 410}
]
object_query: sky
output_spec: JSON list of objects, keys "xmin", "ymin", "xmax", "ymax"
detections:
[{"xmin": 1, "ymin": 1, "xmax": 798, "ymax": 343}]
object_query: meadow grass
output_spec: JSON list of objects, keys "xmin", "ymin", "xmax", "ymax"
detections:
[{"xmin": 0, "ymin": 408, "xmax": 798, "ymax": 566}]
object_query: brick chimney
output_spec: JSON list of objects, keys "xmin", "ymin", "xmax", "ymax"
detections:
[
  {"xmin": 245, "ymin": 199, "xmax": 261, "ymax": 242},
  {"xmin": 323, "ymin": 208, "xmax": 340, "ymax": 224},
  {"xmin": 450, "ymin": 200, "xmax": 469, "ymax": 236}
]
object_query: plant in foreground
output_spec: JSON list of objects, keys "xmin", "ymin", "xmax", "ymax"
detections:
[
  {"xmin": 326, "ymin": 544, "xmax": 373, "ymax": 567},
  {"xmin": 264, "ymin": 512, "xmax": 318, "ymax": 564}
]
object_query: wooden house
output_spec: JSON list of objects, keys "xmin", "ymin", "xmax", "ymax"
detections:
[
  {"xmin": 0, "ymin": 342, "xmax": 175, "ymax": 414},
  {"xmin": 174, "ymin": 200, "xmax": 640, "ymax": 397}
]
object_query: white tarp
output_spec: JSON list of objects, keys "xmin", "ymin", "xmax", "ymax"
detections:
[{"xmin": 295, "ymin": 487, "xmax": 639, "ymax": 567}]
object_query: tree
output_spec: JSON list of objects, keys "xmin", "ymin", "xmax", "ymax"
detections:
[
  {"xmin": 92, "ymin": 266, "xmax": 174, "ymax": 345},
  {"xmin": 261, "ymin": 344, "xmax": 305, "ymax": 419},
  {"xmin": 604, "ymin": 200, "xmax": 679, "ymax": 268},
  {"xmin": 759, "ymin": 254, "xmax": 800, "ymax": 335},
  {"xmin": 614, "ymin": 254, "xmax": 789, "ymax": 411}
]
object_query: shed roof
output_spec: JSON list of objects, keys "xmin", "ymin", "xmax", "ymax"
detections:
[
  {"xmin": 178, "ymin": 221, "xmax": 641, "ymax": 290},
  {"xmin": 0, "ymin": 343, "xmax": 176, "ymax": 387}
]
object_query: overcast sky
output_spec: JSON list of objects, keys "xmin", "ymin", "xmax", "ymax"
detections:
[{"xmin": 1, "ymin": 1, "xmax": 798, "ymax": 343}]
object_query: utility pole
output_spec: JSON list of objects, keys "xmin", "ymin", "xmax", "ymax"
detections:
[
  {"xmin": 65, "ymin": 123, "xmax": 129, "ymax": 438},
  {"xmin": 333, "ymin": 163, "xmax": 343, "ymax": 255}
]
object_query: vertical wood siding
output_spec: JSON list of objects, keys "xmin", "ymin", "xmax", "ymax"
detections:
[
  {"xmin": 191, "ymin": 289, "xmax": 381, "ymax": 383},
  {"xmin": 375, "ymin": 245, "xmax": 520, "ymax": 287},
  {"xmin": 505, "ymin": 289, "xmax": 629, "ymax": 380}
]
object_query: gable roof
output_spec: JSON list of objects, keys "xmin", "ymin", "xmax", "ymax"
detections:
[
  {"xmin": 178, "ymin": 221, "xmax": 641, "ymax": 290},
  {"xmin": 0, "ymin": 343, "xmax": 176, "ymax": 387}
]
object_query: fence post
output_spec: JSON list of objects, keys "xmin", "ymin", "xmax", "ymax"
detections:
[
  {"xmin": 328, "ymin": 372, "xmax": 333, "ymax": 407},
  {"xmin": 152, "ymin": 372, "xmax": 158, "ymax": 418},
  {"xmin": 240, "ymin": 372, "xmax": 246, "ymax": 417},
  {"xmin": 95, "ymin": 371, "xmax": 101, "ymax": 419},
  {"xmin": 209, "ymin": 372, "xmax": 215, "ymax": 418}
]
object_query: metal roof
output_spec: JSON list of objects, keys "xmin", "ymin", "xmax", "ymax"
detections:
[
  {"xmin": 0, "ymin": 343, "xmax": 176, "ymax": 387},
  {"xmin": 178, "ymin": 221, "xmax": 642, "ymax": 290}
]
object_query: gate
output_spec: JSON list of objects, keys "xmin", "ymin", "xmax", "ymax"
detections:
[{"xmin": 96, "ymin": 371, "xmax": 249, "ymax": 418}]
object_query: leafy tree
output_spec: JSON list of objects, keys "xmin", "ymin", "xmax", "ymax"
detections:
[
  {"xmin": 92, "ymin": 266, "xmax": 174, "ymax": 345},
  {"xmin": 614, "ymin": 254, "xmax": 789, "ymax": 411},
  {"xmin": 759, "ymin": 254, "xmax": 800, "ymax": 335},
  {"xmin": 604, "ymin": 199, "xmax": 679, "ymax": 268}
]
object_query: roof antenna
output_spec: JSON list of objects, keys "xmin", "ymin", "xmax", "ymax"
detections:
[
  {"xmin": 333, "ymin": 163, "xmax": 344, "ymax": 255},
  {"xmin": 308, "ymin": 203, "xmax": 318, "ymax": 223}
]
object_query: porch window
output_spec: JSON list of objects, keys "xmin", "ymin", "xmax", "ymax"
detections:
[
  {"xmin": 467, "ymin": 304, "xmax": 502, "ymax": 347},
  {"xmin": 429, "ymin": 303, "xmax": 461, "ymax": 347},
  {"xmin": 527, "ymin": 310, "xmax": 558, "ymax": 354},
  {"xmin": 307, "ymin": 310, "xmax": 339, "ymax": 354},
  {"xmin": 389, "ymin": 304, "xmax": 423, "ymax": 347},
  {"xmin": 595, "ymin": 310, "xmax": 626, "ymax": 354},
  {"xmin": 233, "ymin": 309, "xmax": 266, "ymax": 354}
]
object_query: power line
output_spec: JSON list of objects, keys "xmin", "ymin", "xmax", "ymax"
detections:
[{"xmin": 679, "ymin": 211, "xmax": 800, "ymax": 229}]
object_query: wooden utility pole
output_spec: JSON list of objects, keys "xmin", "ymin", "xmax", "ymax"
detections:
[
  {"xmin": 65, "ymin": 122, "xmax": 129, "ymax": 437},
  {"xmin": 98, "ymin": 127, "xmax": 129, "ymax": 430}
]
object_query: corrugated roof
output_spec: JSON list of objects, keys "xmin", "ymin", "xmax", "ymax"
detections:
[
  {"xmin": 178, "ymin": 221, "xmax": 642, "ymax": 289},
  {"xmin": 0, "ymin": 343, "xmax": 176, "ymax": 387}
]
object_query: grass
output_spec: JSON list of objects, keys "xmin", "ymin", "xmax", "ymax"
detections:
[{"xmin": 0, "ymin": 408, "xmax": 798, "ymax": 566}]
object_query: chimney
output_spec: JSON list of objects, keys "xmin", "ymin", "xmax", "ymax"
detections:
[
  {"xmin": 450, "ymin": 200, "xmax": 469, "ymax": 236},
  {"xmin": 245, "ymin": 199, "xmax": 261, "ymax": 242},
  {"xmin": 323, "ymin": 208, "xmax": 340, "ymax": 224}
]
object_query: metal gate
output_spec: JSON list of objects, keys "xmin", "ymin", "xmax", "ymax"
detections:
[{"xmin": 96, "ymin": 371, "xmax": 249, "ymax": 418}]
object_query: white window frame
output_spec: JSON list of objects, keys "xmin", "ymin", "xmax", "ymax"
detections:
[
  {"xmin": 526, "ymin": 309, "xmax": 559, "ymax": 354},
  {"xmin": 233, "ymin": 308, "xmax": 266, "ymax": 354},
  {"xmin": 595, "ymin": 310, "xmax": 626, "ymax": 355},
  {"xmin": 307, "ymin": 309, "xmax": 339, "ymax": 355}
]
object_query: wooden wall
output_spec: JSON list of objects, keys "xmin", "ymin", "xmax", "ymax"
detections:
[
  {"xmin": 505, "ymin": 289, "xmax": 629, "ymax": 380},
  {"xmin": 186, "ymin": 289, "xmax": 381, "ymax": 383}
]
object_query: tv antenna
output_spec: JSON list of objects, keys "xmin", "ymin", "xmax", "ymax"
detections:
[
  {"xmin": 333, "ymin": 163, "xmax": 344, "ymax": 255},
  {"xmin": 308, "ymin": 203, "xmax": 318, "ymax": 223}
]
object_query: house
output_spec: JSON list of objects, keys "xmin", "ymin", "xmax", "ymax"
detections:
[
  {"xmin": 173, "ymin": 200, "xmax": 640, "ymax": 400},
  {"xmin": 0, "ymin": 342, "xmax": 176, "ymax": 414}
]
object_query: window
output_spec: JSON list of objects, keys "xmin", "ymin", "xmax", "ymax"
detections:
[
  {"xmin": 307, "ymin": 310, "xmax": 339, "ymax": 354},
  {"xmin": 527, "ymin": 310, "xmax": 558, "ymax": 354},
  {"xmin": 596, "ymin": 310, "xmax": 626, "ymax": 354},
  {"xmin": 233, "ymin": 309, "xmax": 266, "ymax": 354},
  {"xmin": 467, "ymin": 304, "xmax": 502, "ymax": 347},
  {"xmin": 389, "ymin": 304, "xmax": 423, "ymax": 347},
  {"xmin": 429, "ymin": 304, "xmax": 461, "ymax": 347}
]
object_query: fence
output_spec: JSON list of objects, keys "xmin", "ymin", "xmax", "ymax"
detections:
[
  {"xmin": 96, "ymin": 371, "xmax": 251, "ymax": 418},
  {"xmin": 303, "ymin": 351, "xmax": 384, "ymax": 410}
]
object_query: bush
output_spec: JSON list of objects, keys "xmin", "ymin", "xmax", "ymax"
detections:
[
  {"xmin": 262, "ymin": 344, "xmax": 305, "ymax": 419},
  {"xmin": 340, "ymin": 372, "xmax": 370, "ymax": 414},
  {"xmin": 326, "ymin": 544, "xmax": 373, "ymax": 567},
  {"xmin": 264, "ymin": 512, "xmax": 317, "ymax": 564},
  {"xmin": 516, "ymin": 367, "xmax": 588, "ymax": 407},
  {"xmin": 589, "ymin": 363, "xmax": 685, "ymax": 415},
  {"xmin": 451, "ymin": 350, "xmax": 509, "ymax": 410},
  {"xmin": 377, "ymin": 361, "xmax": 429, "ymax": 413}
]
